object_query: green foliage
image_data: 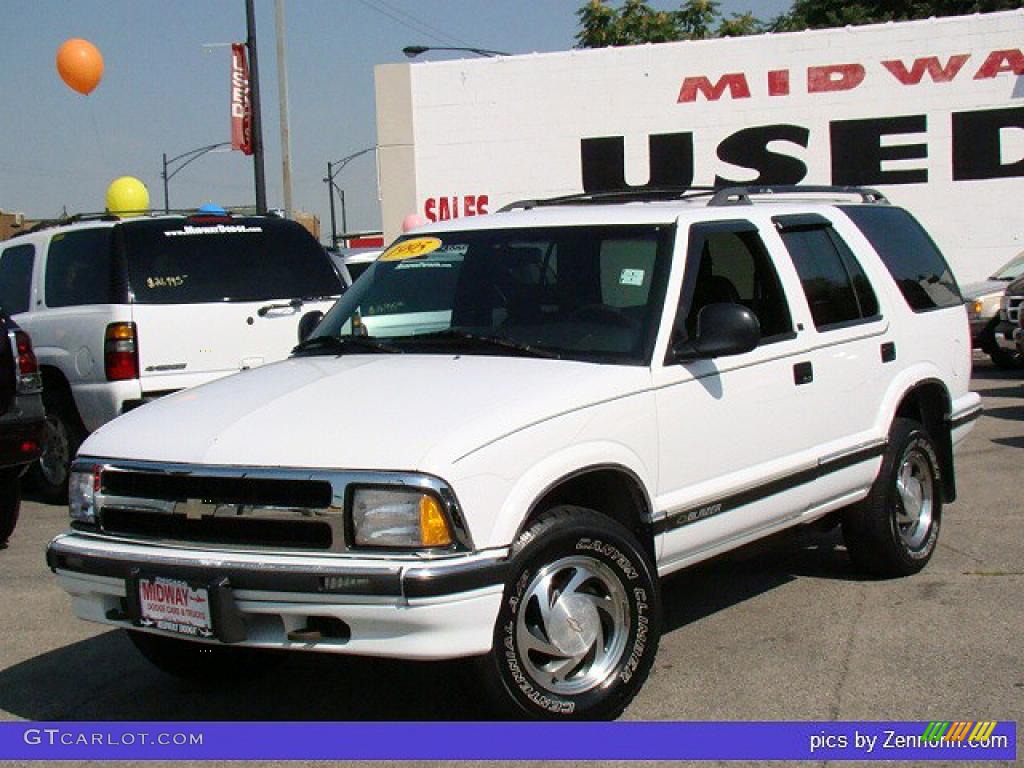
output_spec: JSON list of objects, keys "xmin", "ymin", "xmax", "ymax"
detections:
[
  {"xmin": 772, "ymin": 0, "xmax": 1024, "ymax": 31},
  {"xmin": 575, "ymin": 0, "xmax": 726, "ymax": 47},
  {"xmin": 576, "ymin": 0, "xmax": 1024, "ymax": 45}
]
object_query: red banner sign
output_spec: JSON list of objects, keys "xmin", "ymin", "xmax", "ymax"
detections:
[{"xmin": 230, "ymin": 43, "xmax": 252, "ymax": 156}]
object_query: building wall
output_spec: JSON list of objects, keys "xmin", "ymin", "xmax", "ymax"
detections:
[{"xmin": 375, "ymin": 11, "xmax": 1024, "ymax": 281}]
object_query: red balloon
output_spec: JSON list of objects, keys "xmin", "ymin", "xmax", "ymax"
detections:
[{"xmin": 56, "ymin": 38, "xmax": 104, "ymax": 95}]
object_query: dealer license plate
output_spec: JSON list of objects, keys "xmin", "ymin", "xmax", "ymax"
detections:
[{"xmin": 137, "ymin": 576, "xmax": 214, "ymax": 639}]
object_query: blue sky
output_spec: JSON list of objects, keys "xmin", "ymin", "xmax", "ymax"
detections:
[{"xmin": 0, "ymin": 0, "xmax": 791, "ymax": 241}]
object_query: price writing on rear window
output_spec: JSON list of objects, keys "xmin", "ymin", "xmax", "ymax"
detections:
[
  {"xmin": 146, "ymin": 275, "xmax": 188, "ymax": 289},
  {"xmin": 379, "ymin": 237, "xmax": 443, "ymax": 261}
]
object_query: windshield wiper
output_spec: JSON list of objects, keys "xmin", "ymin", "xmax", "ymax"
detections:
[
  {"xmin": 402, "ymin": 329, "xmax": 560, "ymax": 359},
  {"xmin": 292, "ymin": 334, "xmax": 403, "ymax": 356}
]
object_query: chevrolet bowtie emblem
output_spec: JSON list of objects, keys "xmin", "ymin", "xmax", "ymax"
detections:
[{"xmin": 180, "ymin": 498, "xmax": 205, "ymax": 520}]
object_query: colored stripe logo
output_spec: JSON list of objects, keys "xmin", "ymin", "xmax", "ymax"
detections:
[{"xmin": 922, "ymin": 721, "xmax": 998, "ymax": 742}]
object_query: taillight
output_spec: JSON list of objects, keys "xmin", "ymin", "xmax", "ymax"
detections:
[
  {"xmin": 14, "ymin": 331, "xmax": 37, "ymax": 376},
  {"xmin": 10, "ymin": 330, "xmax": 42, "ymax": 393},
  {"xmin": 104, "ymin": 322, "xmax": 139, "ymax": 381}
]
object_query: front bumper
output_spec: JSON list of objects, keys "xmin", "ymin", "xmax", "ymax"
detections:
[{"xmin": 47, "ymin": 533, "xmax": 507, "ymax": 660}]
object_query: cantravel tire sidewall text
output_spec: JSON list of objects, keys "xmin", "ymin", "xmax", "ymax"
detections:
[{"xmin": 482, "ymin": 506, "xmax": 660, "ymax": 720}]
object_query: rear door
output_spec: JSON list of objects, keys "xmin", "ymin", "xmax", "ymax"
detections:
[{"xmin": 122, "ymin": 217, "xmax": 342, "ymax": 393}]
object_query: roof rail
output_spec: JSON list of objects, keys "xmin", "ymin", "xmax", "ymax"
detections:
[
  {"xmin": 499, "ymin": 186, "xmax": 719, "ymax": 212},
  {"xmin": 707, "ymin": 185, "xmax": 888, "ymax": 206}
]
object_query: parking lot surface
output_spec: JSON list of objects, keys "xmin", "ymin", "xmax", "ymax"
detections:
[{"xmin": 0, "ymin": 358, "xmax": 1020, "ymax": 765}]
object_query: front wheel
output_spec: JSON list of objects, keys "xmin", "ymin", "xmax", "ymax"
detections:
[
  {"xmin": 478, "ymin": 506, "xmax": 660, "ymax": 720},
  {"xmin": 842, "ymin": 418, "xmax": 943, "ymax": 577}
]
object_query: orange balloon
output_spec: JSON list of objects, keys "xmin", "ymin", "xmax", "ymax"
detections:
[{"xmin": 56, "ymin": 38, "xmax": 104, "ymax": 95}]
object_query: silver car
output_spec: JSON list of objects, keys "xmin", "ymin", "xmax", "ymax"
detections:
[{"xmin": 963, "ymin": 251, "xmax": 1024, "ymax": 368}]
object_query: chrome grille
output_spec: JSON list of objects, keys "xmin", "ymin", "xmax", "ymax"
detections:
[{"xmin": 1002, "ymin": 293, "xmax": 1022, "ymax": 325}]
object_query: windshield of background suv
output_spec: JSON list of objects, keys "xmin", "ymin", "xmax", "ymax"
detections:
[
  {"xmin": 123, "ymin": 218, "xmax": 342, "ymax": 304},
  {"xmin": 308, "ymin": 225, "xmax": 674, "ymax": 364},
  {"xmin": 993, "ymin": 252, "xmax": 1024, "ymax": 281}
]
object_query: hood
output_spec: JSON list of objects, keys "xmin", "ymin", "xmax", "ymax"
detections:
[
  {"xmin": 83, "ymin": 354, "xmax": 650, "ymax": 472},
  {"xmin": 960, "ymin": 279, "xmax": 1009, "ymax": 301}
]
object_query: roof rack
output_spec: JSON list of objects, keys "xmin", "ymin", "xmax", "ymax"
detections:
[
  {"xmin": 497, "ymin": 185, "xmax": 888, "ymax": 213},
  {"xmin": 14, "ymin": 206, "xmax": 283, "ymax": 237},
  {"xmin": 707, "ymin": 185, "xmax": 888, "ymax": 206},
  {"xmin": 499, "ymin": 186, "xmax": 719, "ymax": 212}
]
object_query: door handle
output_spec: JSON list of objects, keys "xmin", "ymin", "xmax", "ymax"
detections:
[{"xmin": 793, "ymin": 361, "xmax": 813, "ymax": 386}]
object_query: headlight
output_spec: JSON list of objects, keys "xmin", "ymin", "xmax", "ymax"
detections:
[
  {"xmin": 350, "ymin": 487, "xmax": 453, "ymax": 549},
  {"xmin": 69, "ymin": 465, "xmax": 100, "ymax": 524}
]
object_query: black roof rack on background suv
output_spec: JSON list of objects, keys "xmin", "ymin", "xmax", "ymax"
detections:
[{"xmin": 498, "ymin": 184, "xmax": 889, "ymax": 212}]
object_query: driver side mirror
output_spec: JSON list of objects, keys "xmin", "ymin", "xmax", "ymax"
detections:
[
  {"xmin": 671, "ymin": 303, "xmax": 760, "ymax": 362},
  {"xmin": 297, "ymin": 310, "xmax": 324, "ymax": 343}
]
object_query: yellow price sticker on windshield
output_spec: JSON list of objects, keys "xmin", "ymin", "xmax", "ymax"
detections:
[{"xmin": 379, "ymin": 237, "xmax": 443, "ymax": 261}]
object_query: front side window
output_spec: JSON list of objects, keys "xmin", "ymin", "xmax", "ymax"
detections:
[
  {"xmin": 45, "ymin": 228, "xmax": 116, "ymax": 307},
  {"xmin": 674, "ymin": 224, "xmax": 793, "ymax": 343},
  {"xmin": 776, "ymin": 216, "xmax": 880, "ymax": 330},
  {"xmin": 0, "ymin": 244, "xmax": 35, "ymax": 315},
  {"xmin": 307, "ymin": 225, "xmax": 674, "ymax": 364}
]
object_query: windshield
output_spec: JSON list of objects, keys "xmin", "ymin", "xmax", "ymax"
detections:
[
  {"xmin": 993, "ymin": 252, "xmax": 1024, "ymax": 281},
  {"xmin": 122, "ymin": 218, "xmax": 342, "ymax": 304},
  {"xmin": 308, "ymin": 225, "xmax": 674, "ymax": 364}
]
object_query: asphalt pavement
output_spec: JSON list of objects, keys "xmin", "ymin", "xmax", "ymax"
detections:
[{"xmin": 0, "ymin": 356, "xmax": 1020, "ymax": 767}]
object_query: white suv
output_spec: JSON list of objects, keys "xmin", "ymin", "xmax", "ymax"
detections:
[
  {"xmin": 0, "ymin": 212, "xmax": 342, "ymax": 500},
  {"xmin": 47, "ymin": 187, "xmax": 981, "ymax": 719}
]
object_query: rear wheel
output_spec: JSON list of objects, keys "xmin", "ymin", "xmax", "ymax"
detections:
[
  {"xmin": 478, "ymin": 506, "xmax": 660, "ymax": 720},
  {"xmin": 0, "ymin": 469, "xmax": 21, "ymax": 544},
  {"xmin": 126, "ymin": 630, "xmax": 284, "ymax": 683},
  {"xmin": 29, "ymin": 390, "xmax": 82, "ymax": 504},
  {"xmin": 843, "ymin": 418, "xmax": 942, "ymax": 577}
]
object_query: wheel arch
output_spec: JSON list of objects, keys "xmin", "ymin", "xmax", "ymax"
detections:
[
  {"xmin": 515, "ymin": 464, "xmax": 656, "ymax": 563},
  {"xmin": 891, "ymin": 378, "xmax": 955, "ymax": 502},
  {"xmin": 39, "ymin": 364, "xmax": 86, "ymax": 433}
]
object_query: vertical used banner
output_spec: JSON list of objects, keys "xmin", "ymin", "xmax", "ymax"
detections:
[{"xmin": 230, "ymin": 43, "xmax": 252, "ymax": 156}]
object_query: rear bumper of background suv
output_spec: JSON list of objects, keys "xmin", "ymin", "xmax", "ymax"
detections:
[{"xmin": 46, "ymin": 533, "xmax": 507, "ymax": 660}]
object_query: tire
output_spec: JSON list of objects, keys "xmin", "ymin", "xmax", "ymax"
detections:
[
  {"xmin": 988, "ymin": 346, "xmax": 1024, "ymax": 370},
  {"xmin": 126, "ymin": 630, "xmax": 284, "ymax": 683},
  {"xmin": 842, "ymin": 418, "xmax": 943, "ymax": 577},
  {"xmin": 29, "ymin": 390, "xmax": 83, "ymax": 504},
  {"xmin": 477, "ymin": 506, "xmax": 660, "ymax": 720},
  {"xmin": 0, "ymin": 469, "xmax": 21, "ymax": 544}
]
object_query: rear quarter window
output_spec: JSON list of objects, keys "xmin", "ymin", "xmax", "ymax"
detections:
[
  {"xmin": 841, "ymin": 206, "xmax": 962, "ymax": 312},
  {"xmin": 0, "ymin": 244, "xmax": 35, "ymax": 315},
  {"xmin": 44, "ymin": 228, "xmax": 118, "ymax": 307}
]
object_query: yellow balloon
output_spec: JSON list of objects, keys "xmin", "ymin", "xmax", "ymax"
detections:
[{"xmin": 105, "ymin": 176, "xmax": 149, "ymax": 217}]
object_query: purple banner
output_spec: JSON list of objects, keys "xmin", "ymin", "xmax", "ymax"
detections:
[{"xmin": 0, "ymin": 721, "xmax": 1016, "ymax": 761}]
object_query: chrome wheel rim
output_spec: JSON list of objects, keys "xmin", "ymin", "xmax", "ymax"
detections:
[
  {"xmin": 516, "ymin": 555, "xmax": 630, "ymax": 695},
  {"xmin": 895, "ymin": 448, "xmax": 934, "ymax": 550},
  {"xmin": 39, "ymin": 414, "xmax": 70, "ymax": 486}
]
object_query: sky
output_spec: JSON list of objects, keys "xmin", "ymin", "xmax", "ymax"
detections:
[{"xmin": 0, "ymin": 0, "xmax": 792, "ymax": 243}]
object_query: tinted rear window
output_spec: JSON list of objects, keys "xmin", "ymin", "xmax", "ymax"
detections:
[
  {"xmin": 0, "ymin": 244, "xmax": 35, "ymax": 315},
  {"xmin": 123, "ymin": 218, "xmax": 342, "ymax": 304},
  {"xmin": 45, "ymin": 228, "xmax": 118, "ymax": 307},
  {"xmin": 841, "ymin": 206, "xmax": 961, "ymax": 311}
]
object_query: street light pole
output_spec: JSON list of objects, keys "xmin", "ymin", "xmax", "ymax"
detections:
[
  {"xmin": 323, "ymin": 146, "xmax": 376, "ymax": 247},
  {"xmin": 245, "ymin": 0, "xmax": 267, "ymax": 214},
  {"xmin": 402, "ymin": 45, "xmax": 510, "ymax": 58},
  {"xmin": 161, "ymin": 142, "xmax": 232, "ymax": 213}
]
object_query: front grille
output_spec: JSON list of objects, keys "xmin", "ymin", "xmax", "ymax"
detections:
[
  {"xmin": 101, "ymin": 507, "xmax": 333, "ymax": 549},
  {"xmin": 1006, "ymin": 294, "xmax": 1022, "ymax": 325},
  {"xmin": 96, "ymin": 467, "xmax": 342, "ymax": 552}
]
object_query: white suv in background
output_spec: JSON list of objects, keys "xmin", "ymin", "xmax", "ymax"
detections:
[
  {"xmin": 47, "ymin": 187, "xmax": 980, "ymax": 719},
  {"xmin": 0, "ymin": 212, "xmax": 342, "ymax": 499}
]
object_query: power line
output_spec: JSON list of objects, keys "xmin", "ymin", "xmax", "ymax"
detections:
[{"xmin": 353, "ymin": 0, "xmax": 474, "ymax": 48}]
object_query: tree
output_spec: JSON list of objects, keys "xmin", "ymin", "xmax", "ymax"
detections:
[
  {"xmin": 575, "ymin": 0, "xmax": 724, "ymax": 47},
  {"xmin": 772, "ymin": 0, "xmax": 1023, "ymax": 31}
]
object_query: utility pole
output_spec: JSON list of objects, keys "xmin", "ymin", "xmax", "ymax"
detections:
[
  {"xmin": 274, "ymin": 0, "xmax": 293, "ymax": 218},
  {"xmin": 245, "ymin": 0, "xmax": 267, "ymax": 214}
]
